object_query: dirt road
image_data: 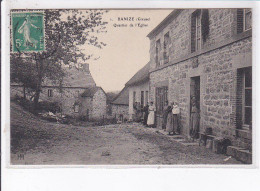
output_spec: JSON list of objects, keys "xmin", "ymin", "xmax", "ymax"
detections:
[{"xmin": 11, "ymin": 102, "xmax": 242, "ymax": 165}]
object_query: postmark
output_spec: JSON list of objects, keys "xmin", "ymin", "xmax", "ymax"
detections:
[{"xmin": 11, "ymin": 11, "xmax": 45, "ymax": 53}]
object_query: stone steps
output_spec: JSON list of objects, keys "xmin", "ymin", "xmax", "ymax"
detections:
[{"xmin": 226, "ymin": 146, "xmax": 252, "ymax": 164}]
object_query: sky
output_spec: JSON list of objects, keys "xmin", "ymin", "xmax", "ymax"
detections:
[{"xmin": 82, "ymin": 9, "xmax": 172, "ymax": 92}]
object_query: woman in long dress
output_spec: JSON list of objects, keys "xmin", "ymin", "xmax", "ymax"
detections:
[
  {"xmin": 162, "ymin": 101, "xmax": 169, "ymax": 130},
  {"xmin": 147, "ymin": 102, "xmax": 155, "ymax": 127},
  {"xmin": 190, "ymin": 97, "xmax": 199, "ymax": 140},
  {"xmin": 172, "ymin": 102, "xmax": 180, "ymax": 134},
  {"xmin": 166, "ymin": 104, "xmax": 173, "ymax": 135}
]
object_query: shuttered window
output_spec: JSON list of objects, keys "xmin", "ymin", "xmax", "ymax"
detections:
[
  {"xmin": 191, "ymin": 10, "xmax": 202, "ymax": 53},
  {"xmin": 48, "ymin": 89, "xmax": 53, "ymax": 97},
  {"xmin": 156, "ymin": 39, "xmax": 161, "ymax": 67},
  {"xmin": 163, "ymin": 32, "xmax": 170, "ymax": 64},
  {"xmin": 133, "ymin": 91, "xmax": 136, "ymax": 103},
  {"xmin": 237, "ymin": 8, "xmax": 252, "ymax": 34},
  {"xmin": 145, "ymin": 91, "xmax": 149, "ymax": 106},
  {"xmin": 141, "ymin": 91, "xmax": 144, "ymax": 108},
  {"xmin": 237, "ymin": 67, "xmax": 252, "ymax": 130},
  {"xmin": 156, "ymin": 86, "xmax": 168, "ymax": 115}
]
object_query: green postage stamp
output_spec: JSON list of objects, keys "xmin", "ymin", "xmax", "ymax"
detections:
[{"xmin": 11, "ymin": 11, "xmax": 45, "ymax": 52}]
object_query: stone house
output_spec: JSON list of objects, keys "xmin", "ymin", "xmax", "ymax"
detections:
[
  {"xmin": 79, "ymin": 86, "xmax": 107, "ymax": 121},
  {"xmin": 11, "ymin": 64, "xmax": 107, "ymax": 120},
  {"xmin": 126, "ymin": 63, "xmax": 150, "ymax": 121},
  {"xmin": 111, "ymin": 86, "xmax": 129, "ymax": 122},
  {"xmin": 147, "ymin": 9, "xmax": 252, "ymax": 155}
]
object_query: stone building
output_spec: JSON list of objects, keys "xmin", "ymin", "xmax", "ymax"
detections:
[
  {"xmin": 126, "ymin": 63, "xmax": 150, "ymax": 121},
  {"xmin": 79, "ymin": 86, "xmax": 107, "ymax": 121},
  {"xmin": 11, "ymin": 64, "xmax": 107, "ymax": 120},
  {"xmin": 147, "ymin": 9, "xmax": 252, "ymax": 154},
  {"xmin": 111, "ymin": 86, "xmax": 129, "ymax": 122}
]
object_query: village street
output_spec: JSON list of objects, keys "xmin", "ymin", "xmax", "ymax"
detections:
[{"xmin": 10, "ymin": 102, "xmax": 242, "ymax": 165}]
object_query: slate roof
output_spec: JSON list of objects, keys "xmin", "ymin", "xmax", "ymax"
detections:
[
  {"xmin": 62, "ymin": 65, "xmax": 96, "ymax": 88},
  {"xmin": 41, "ymin": 64, "xmax": 96, "ymax": 88},
  {"xmin": 147, "ymin": 10, "xmax": 182, "ymax": 39},
  {"xmin": 125, "ymin": 63, "xmax": 150, "ymax": 87},
  {"xmin": 111, "ymin": 86, "xmax": 129, "ymax": 106},
  {"xmin": 81, "ymin": 86, "xmax": 106, "ymax": 98}
]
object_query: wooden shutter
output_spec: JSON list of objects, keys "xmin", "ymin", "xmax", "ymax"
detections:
[
  {"xmin": 191, "ymin": 13, "xmax": 196, "ymax": 53},
  {"xmin": 201, "ymin": 9, "xmax": 209, "ymax": 42},
  {"xmin": 237, "ymin": 9, "xmax": 244, "ymax": 34}
]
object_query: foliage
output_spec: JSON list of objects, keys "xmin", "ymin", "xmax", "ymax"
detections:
[{"xmin": 11, "ymin": 9, "xmax": 108, "ymax": 109}]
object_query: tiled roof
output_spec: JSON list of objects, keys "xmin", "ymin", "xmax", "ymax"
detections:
[
  {"xmin": 125, "ymin": 63, "xmax": 150, "ymax": 86},
  {"xmin": 62, "ymin": 65, "xmax": 96, "ymax": 88},
  {"xmin": 42, "ymin": 64, "xmax": 96, "ymax": 88},
  {"xmin": 111, "ymin": 86, "xmax": 129, "ymax": 106}
]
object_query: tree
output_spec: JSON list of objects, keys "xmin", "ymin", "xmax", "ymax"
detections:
[{"xmin": 11, "ymin": 9, "xmax": 108, "ymax": 110}]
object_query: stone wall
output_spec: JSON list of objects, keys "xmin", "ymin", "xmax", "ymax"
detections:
[
  {"xmin": 149, "ymin": 9, "xmax": 252, "ymax": 149},
  {"xmin": 10, "ymin": 85, "xmax": 85, "ymax": 117},
  {"xmin": 92, "ymin": 89, "xmax": 107, "ymax": 120},
  {"xmin": 79, "ymin": 96, "xmax": 93, "ymax": 119},
  {"xmin": 128, "ymin": 81, "xmax": 149, "ymax": 120},
  {"xmin": 111, "ymin": 104, "xmax": 129, "ymax": 121}
]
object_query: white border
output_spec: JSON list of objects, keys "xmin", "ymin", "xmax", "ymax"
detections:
[{"xmin": 2, "ymin": 0, "xmax": 260, "ymax": 190}]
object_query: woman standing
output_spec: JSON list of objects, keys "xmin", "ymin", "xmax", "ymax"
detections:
[
  {"xmin": 172, "ymin": 102, "xmax": 180, "ymax": 134},
  {"xmin": 166, "ymin": 103, "xmax": 173, "ymax": 135},
  {"xmin": 147, "ymin": 102, "xmax": 156, "ymax": 127},
  {"xmin": 190, "ymin": 96, "xmax": 200, "ymax": 141},
  {"xmin": 162, "ymin": 101, "xmax": 169, "ymax": 130}
]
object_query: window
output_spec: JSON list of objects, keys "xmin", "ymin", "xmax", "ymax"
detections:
[
  {"xmin": 133, "ymin": 91, "xmax": 136, "ymax": 103},
  {"xmin": 48, "ymin": 89, "xmax": 53, "ymax": 97},
  {"xmin": 145, "ymin": 91, "xmax": 149, "ymax": 106},
  {"xmin": 74, "ymin": 104, "xmax": 79, "ymax": 113},
  {"xmin": 237, "ymin": 67, "xmax": 252, "ymax": 130},
  {"xmin": 191, "ymin": 10, "xmax": 202, "ymax": 53},
  {"xmin": 155, "ymin": 39, "xmax": 161, "ymax": 67},
  {"xmin": 163, "ymin": 32, "xmax": 170, "ymax": 64},
  {"xmin": 243, "ymin": 67, "xmax": 252, "ymax": 128},
  {"xmin": 155, "ymin": 86, "xmax": 168, "ymax": 115},
  {"xmin": 76, "ymin": 90, "xmax": 80, "ymax": 97},
  {"xmin": 141, "ymin": 91, "xmax": 144, "ymax": 108},
  {"xmin": 237, "ymin": 9, "xmax": 252, "ymax": 34}
]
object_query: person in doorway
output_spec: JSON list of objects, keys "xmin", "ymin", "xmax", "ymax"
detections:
[
  {"xmin": 190, "ymin": 96, "xmax": 200, "ymax": 141},
  {"xmin": 142, "ymin": 102, "xmax": 149, "ymax": 126},
  {"xmin": 166, "ymin": 103, "xmax": 173, "ymax": 135},
  {"xmin": 162, "ymin": 101, "xmax": 169, "ymax": 130},
  {"xmin": 172, "ymin": 102, "xmax": 180, "ymax": 134},
  {"xmin": 147, "ymin": 102, "xmax": 156, "ymax": 127}
]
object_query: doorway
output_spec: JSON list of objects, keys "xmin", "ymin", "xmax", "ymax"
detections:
[{"xmin": 190, "ymin": 76, "xmax": 200, "ymax": 134}]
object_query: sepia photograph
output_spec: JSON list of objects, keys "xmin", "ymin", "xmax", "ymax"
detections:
[{"xmin": 8, "ymin": 8, "xmax": 253, "ymax": 165}]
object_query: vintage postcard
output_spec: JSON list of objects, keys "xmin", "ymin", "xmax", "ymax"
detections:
[{"xmin": 2, "ymin": 4, "xmax": 255, "ymax": 167}]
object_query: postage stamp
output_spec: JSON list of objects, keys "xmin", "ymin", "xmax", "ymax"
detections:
[{"xmin": 11, "ymin": 11, "xmax": 45, "ymax": 52}]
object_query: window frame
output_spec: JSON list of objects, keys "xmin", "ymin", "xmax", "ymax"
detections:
[
  {"xmin": 243, "ymin": 8, "xmax": 252, "ymax": 32},
  {"xmin": 145, "ymin": 90, "xmax": 149, "ymax": 106},
  {"xmin": 48, "ymin": 89, "xmax": 53, "ymax": 97},
  {"xmin": 141, "ymin": 91, "xmax": 144, "ymax": 108},
  {"xmin": 242, "ymin": 67, "xmax": 252, "ymax": 130},
  {"xmin": 133, "ymin": 91, "xmax": 136, "ymax": 104},
  {"xmin": 163, "ymin": 32, "xmax": 170, "ymax": 64},
  {"xmin": 74, "ymin": 104, "xmax": 79, "ymax": 113},
  {"xmin": 155, "ymin": 39, "xmax": 161, "ymax": 67},
  {"xmin": 155, "ymin": 86, "xmax": 168, "ymax": 115},
  {"xmin": 195, "ymin": 11, "xmax": 202, "ymax": 51}
]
